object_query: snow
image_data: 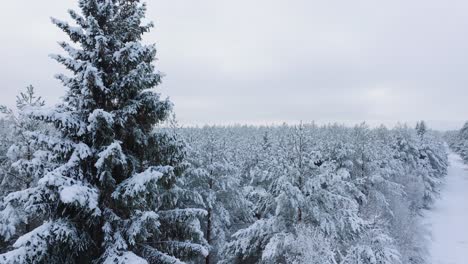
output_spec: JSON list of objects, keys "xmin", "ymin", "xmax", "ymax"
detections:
[
  {"xmin": 126, "ymin": 211, "xmax": 159, "ymax": 245},
  {"xmin": 82, "ymin": 62, "xmax": 106, "ymax": 91},
  {"xmin": 0, "ymin": 203, "xmax": 22, "ymax": 240},
  {"xmin": 50, "ymin": 17, "xmax": 84, "ymax": 36},
  {"xmin": 102, "ymin": 251, "xmax": 148, "ymax": 264},
  {"xmin": 112, "ymin": 166, "xmax": 171, "ymax": 200},
  {"xmin": 1, "ymin": 220, "xmax": 85, "ymax": 263},
  {"xmin": 88, "ymin": 109, "xmax": 114, "ymax": 129},
  {"xmin": 113, "ymin": 42, "xmax": 148, "ymax": 62},
  {"xmin": 95, "ymin": 141, "xmax": 126, "ymax": 170},
  {"xmin": 27, "ymin": 107, "xmax": 87, "ymax": 136},
  {"xmin": 425, "ymin": 152, "xmax": 468, "ymax": 264},
  {"xmin": 59, "ymin": 185, "xmax": 101, "ymax": 216}
]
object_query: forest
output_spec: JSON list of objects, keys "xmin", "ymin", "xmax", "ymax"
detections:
[
  {"xmin": 0, "ymin": 0, "xmax": 465, "ymax": 263},
  {"xmin": 0, "ymin": 87, "xmax": 454, "ymax": 264}
]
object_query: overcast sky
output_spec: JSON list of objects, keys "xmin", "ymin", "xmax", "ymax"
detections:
[{"xmin": 0, "ymin": 0, "xmax": 467, "ymax": 130}]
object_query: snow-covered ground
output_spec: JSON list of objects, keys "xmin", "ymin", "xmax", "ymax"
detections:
[{"xmin": 425, "ymin": 152, "xmax": 468, "ymax": 264}]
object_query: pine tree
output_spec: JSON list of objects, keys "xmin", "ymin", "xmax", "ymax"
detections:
[
  {"xmin": 416, "ymin": 121, "xmax": 427, "ymax": 138},
  {"xmin": 283, "ymin": 225, "xmax": 336, "ymax": 264},
  {"xmin": 0, "ymin": 103, "xmax": 15, "ymax": 253},
  {"xmin": 0, "ymin": 86, "xmax": 47, "ymax": 194},
  {"xmin": 342, "ymin": 223, "xmax": 401, "ymax": 264},
  {"xmin": 0, "ymin": 110, "xmax": 14, "ymax": 175},
  {"xmin": 456, "ymin": 122, "xmax": 468, "ymax": 161},
  {"xmin": 183, "ymin": 127, "xmax": 252, "ymax": 264},
  {"xmin": 0, "ymin": 86, "xmax": 53, "ymax": 248},
  {"xmin": 0, "ymin": 1, "xmax": 207, "ymax": 263},
  {"xmin": 0, "ymin": 117, "xmax": 13, "ymax": 193}
]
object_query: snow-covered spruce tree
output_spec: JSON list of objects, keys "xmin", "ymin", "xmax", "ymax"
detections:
[
  {"xmin": 0, "ymin": 1, "xmax": 207, "ymax": 263},
  {"xmin": 0, "ymin": 86, "xmax": 55, "ymax": 250}
]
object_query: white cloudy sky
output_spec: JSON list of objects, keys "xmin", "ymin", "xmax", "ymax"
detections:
[{"xmin": 1, "ymin": 0, "xmax": 467, "ymax": 129}]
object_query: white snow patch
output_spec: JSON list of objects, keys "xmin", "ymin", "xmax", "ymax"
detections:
[
  {"xmin": 424, "ymin": 152, "xmax": 468, "ymax": 264},
  {"xmin": 112, "ymin": 166, "xmax": 172, "ymax": 200},
  {"xmin": 102, "ymin": 251, "xmax": 148, "ymax": 264},
  {"xmin": 59, "ymin": 185, "xmax": 101, "ymax": 216}
]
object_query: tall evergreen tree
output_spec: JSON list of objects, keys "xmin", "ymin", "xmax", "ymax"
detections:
[
  {"xmin": 0, "ymin": 86, "xmax": 53, "ymax": 248},
  {"xmin": 454, "ymin": 122, "xmax": 468, "ymax": 161},
  {"xmin": 183, "ymin": 127, "xmax": 252, "ymax": 264},
  {"xmin": 415, "ymin": 121, "xmax": 427, "ymax": 138},
  {"xmin": 0, "ymin": 86, "xmax": 47, "ymax": 196},
  {"xmin": 0, "ymin": 116, "xmax": 13, "ymax": 192},
  {"xmin": 0, "ymin": 1, "xmax": 207, "ymax": 263}
]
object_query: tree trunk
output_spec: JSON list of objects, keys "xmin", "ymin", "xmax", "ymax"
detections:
[
  {"xmin": 206, "ymin": 178, "xmax": 214, "ymax": 264},
  {"xmin": 206, "ymin": 207, "xmax": 212, "ymax": 264}
]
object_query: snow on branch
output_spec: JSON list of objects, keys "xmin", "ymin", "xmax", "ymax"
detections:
[
  {"xmin": 0, "ymin": 203, "xmax": 25, "ymax": 241},
  {"xmin": 113, "ymin": 42, "xmax": 154, "ymax": 63},
  {"xmin": 112, "ymin": 166, "xmax": 173, "ymax": 203},
  {"xmin": 102, "ymin": 251, "xmax": 148, "ymax": 264},
  {"xmin": 50, "ymin": 17, "xmax": 85, "ymax": 43},
  {"xmin": 140, "ymin": 245, "xmax": 184, "ymax": 264},
  {"xmin": 0, "ymin": 220, "xmax": 89, "ymax": 263},
  {"xmin": 95, "ymin": 141, "xmax": 126, "ymax": 180},
  {"xmin": 59, "ymin": 185, "xmax": 101, "ymax": 216},
  {"xmin": 26, "ymin": 107, "xmax": 87, "ymax": 136},
  {"xmin": 88, "ymin": 109, "xmax": 114, "ymax": 131},
  {"xmin": 126, "ymin": 211, "xmax": 160, "ymax": 246},
  {"xmin": 158, "ymin": 208, "xmax": 208, "ymax": 221},
  {"xmin": 156, "ymin": 240, "xmax": 209, "ymax": 258}
]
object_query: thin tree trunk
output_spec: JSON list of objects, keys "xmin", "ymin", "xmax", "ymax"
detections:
[
  {"xmin": 206, "ymin": 207, "xmax": 212, "ymax": 264},
  {"xmin": 206, "ymin": 177, "xmax": 214, "ymax": 264}
]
